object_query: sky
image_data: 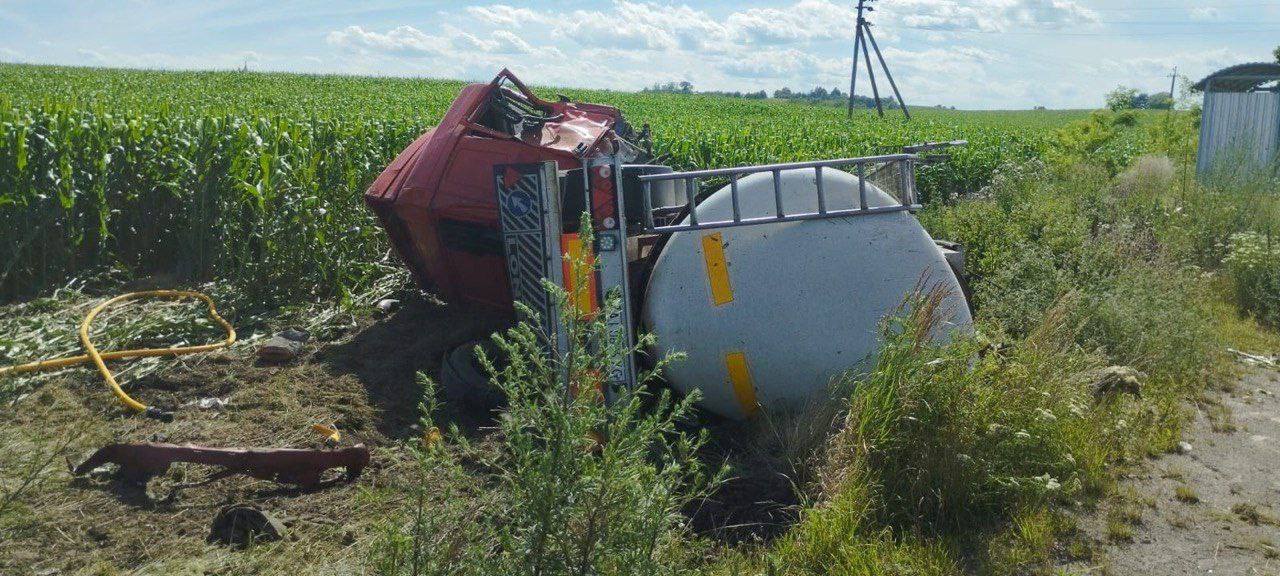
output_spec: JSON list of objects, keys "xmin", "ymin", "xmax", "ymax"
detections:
[{"xmin": 0, "ymin": 0, "xmax": 1277, "ymax": 109}]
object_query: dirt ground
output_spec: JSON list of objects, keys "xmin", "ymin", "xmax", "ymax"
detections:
[
  {"xmin": 0, "ymin": 295, "xmax": 509, "ymax": 575},
  {"xmin": 8, "ymin": 288, "xmax": 1278, "ymax": 575},
  {"xmin": 1065, "ymin": 364, "xmax": 1280, "ymax": 575},
  {"xmin": 0, "ymin": 288, "xmax": 815, "ymax": 575}
]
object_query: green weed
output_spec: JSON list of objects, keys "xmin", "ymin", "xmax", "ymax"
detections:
[{"xmin": 370, "ymin": 224, "xmax": 721, "ymax": 575}]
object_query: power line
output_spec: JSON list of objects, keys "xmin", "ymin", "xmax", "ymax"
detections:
[
  {"xmin": 900, "ymin": 19, "xmax": 1280, "ymax": 25},
  {"xmin": 1082, "ymin": 1, "xmax": 1280, "ymax": 11},
  {"xmin": 932, "ymin": 0, "xmax": 1280, "ymax": 11},
  {"xmin": 1088, "ymin": 20, "xmax": 1280, "ymax": 25},
  {"xmin": 902, "ymin": 25, "xmax": 1280, "ymax": 36}
]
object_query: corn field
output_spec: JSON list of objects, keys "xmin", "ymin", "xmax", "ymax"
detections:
[{"xmin": 0, "ymin": 63, "xmax": 1100, "ymax": 308}]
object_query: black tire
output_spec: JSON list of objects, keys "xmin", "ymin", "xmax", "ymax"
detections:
[{"xmin": 439, "ymin": 339, "xmax": 505, "ymax": 411}]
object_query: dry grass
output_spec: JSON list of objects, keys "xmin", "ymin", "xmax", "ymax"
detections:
[
  {"xmin": 1109, "ymin": 506, "xmax": 1143, "ymax": 527},
  {"xmin": 1105, "ymin": 520, "xmax": 1135, "ymax": 543},
  {"xmin": 1166, "ymin": 511, "xmax": 1193, "ymax": 529},
  {"xmin": 1200, "ymin": 395, "xmax": 1237, "ymax": 433},
  {"xmin": 1231, "ymin": 503, "xmax": 1279, "ymax": 526},
  {"xmin": 1114, "ymin": 154, "xmax": 1175, "ymax": 198},
  {"xmin": 1174, "ymin": 485, "xmax": 1200, "ymax": 504},
  {"xmin": 1160, "ymin": 464, "xmax": 1187, "ymax": 482},
  {"xmin": 0, "ymin": 364, "xmax": 412, "ymax": 574},
  {"xmin": 0, "ymin": 295, "xmax": 508, "ymax": 575}
]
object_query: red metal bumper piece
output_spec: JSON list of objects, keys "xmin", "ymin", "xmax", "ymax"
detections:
[{"xmin": 74, "ymin": 443, "xmax": 371, "ymax": 488}]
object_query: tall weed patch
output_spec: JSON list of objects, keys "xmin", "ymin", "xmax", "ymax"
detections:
[
  {"xmin": 371, "ymin": 242, "xmax": 720, "ymax": 576},
  {"xmin": 765, "ymin": 292, "xmax": 1124, "ymax": 574},
  {"xmin": 1224, "ymin": 232, "xmax": 1280, "ymax": 328}
]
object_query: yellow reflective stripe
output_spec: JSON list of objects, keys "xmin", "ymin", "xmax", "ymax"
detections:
[
  {"xmin": 560, "ymin": 233, "xmax": 597, "ymax": 318},
  {"xmin": 724, "ymin": 352, "xmax": 759, "ymax": 418},
  {"xmin": 701, "ymin": 232, "xmax": 734, "ymax": 307}
]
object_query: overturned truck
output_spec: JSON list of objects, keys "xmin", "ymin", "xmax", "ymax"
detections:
[{"xmin": 366, "ymin": 70, "xmax": 971, "ymax": 419}]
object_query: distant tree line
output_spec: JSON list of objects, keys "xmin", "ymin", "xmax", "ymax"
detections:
[
  {"xmin": 642, "ymin": 82, "xmax": 908, "ymax": 108},
  {"xmin": 642, "ymin": 81, "xmax": 767, "ymax": 99},
  {"xmin": 771, "ymin": 86, "xmax": 902, "ymax": 109},
  {"xmin": 1105, "ymin": 86, "xmax": 1174, "ymax": 111},
  {"xmin": 643, "ymin": 81, "xmax": 697, "ymax": 94}
]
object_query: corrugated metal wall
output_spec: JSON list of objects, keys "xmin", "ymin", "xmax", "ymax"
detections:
[{"xmin": 1196, "ymin": 92, "xmax": 1280, "ymax": 178}]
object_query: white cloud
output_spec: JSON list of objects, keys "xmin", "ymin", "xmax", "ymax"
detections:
[
  {"xmin": 881, "ymin": 46, "xmax": 1000, "ymax": 75},
  {"xmin": 328, "ymin": 23, "xmax": 537, "ymax": 59},
  {"xmin": 76, "ymin": 48, "xmax": 109, "ymax": 63},
  {"xmin": 727, "ymin": 0, "xmax": 857, "ymax": 45},
  {"xmin": 1091, "ymin": 47, "xmax": 1245, "ymax": 82},
  {"xmin": 473, "ymin": 1, "xmax": 862, "ymax": 53},
  {"xmin": 448, "ymin": 29, "xmax": 533, "ymax": 54},
  {"xmin": 319, "ymin": 1, "xmax": 1037, "ymax": 103},
  {"xmin": 312, "ymin": 0, "xmax": 1271, "ymax": 108},
  {"xmin": 1190, "ymin": 7, "xmax": 1221, "ymax": 21},
  {"xmin": 553, "ymin": 2, "xmax": 732, "ymax": 52},
  {"xmin": 490, "ymin": 30, "xmax": 535, "ymax": 54},
  {"xmin": 2, "ymin": 46, "xmax": 24, "ymax": 60},
  {"xmin": 720, "ymin": 48, "xmax": 823, "ymax": 79},
  {"xmin": 326, "ymin": 25, "xmax": 447, "ymax": 57},
  {"xmin": 464, "ymin": 5, "xmax": 548, "ymax": 28},
  {"xmin": 883, "ymin": 0, "xmax": 1099, "ymax": 32}
]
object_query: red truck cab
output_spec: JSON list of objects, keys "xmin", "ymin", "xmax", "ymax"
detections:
[{"xmin": 365, "ymin": 70, "xmax": 631, "ymax": 310}]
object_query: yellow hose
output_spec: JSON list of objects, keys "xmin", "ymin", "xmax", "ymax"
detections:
[{"xmin": 0, "ymin": 290, "xmax": 236, "ymax": 421}]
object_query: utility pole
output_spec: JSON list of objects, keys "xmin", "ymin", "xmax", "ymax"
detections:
[
  {"xmin": 1167, "ymin": 66, "xmax": 1178, "ymax": 111},
  {"xmin": 847, "ymin": 0, "xmax": 910, "ymax": 119}
]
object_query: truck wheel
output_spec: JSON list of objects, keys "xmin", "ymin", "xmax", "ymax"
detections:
[{"xmin": 439, "ymin": 339, "xmax": 506, "ymax": 411}]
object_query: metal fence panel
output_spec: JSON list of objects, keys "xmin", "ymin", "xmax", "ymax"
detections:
[{"xmin": 1197, "ymin": 92, "xmax": 1280, "ymax": 178}]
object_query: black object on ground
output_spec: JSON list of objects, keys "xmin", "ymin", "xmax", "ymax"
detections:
[{"xmin": 209, "ymin": 504, "xmax": 286, "ymax": 547}]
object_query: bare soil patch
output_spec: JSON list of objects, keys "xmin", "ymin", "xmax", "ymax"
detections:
[{"xmin": 1066, "ymin": 366, "xmax": 1280, "ymax": 575}]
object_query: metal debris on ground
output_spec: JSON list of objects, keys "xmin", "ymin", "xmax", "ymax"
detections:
[
  {"xmin": 72, "ymin": 442, "xmax": 370, "ymax": 488},
  {"xmin": 1227, "ymin": 348, "xmax": 1278, "ymax": 368},
  {"xmin": 209, "ymin": 504, "xmax": 287, "ymax": 548},
  {"xmin": 182, "ymin": 397, "xmax": 229, "ymax": 410},
  {"xmin": 257, "ymin": 328, "xmax": 310, "ymax": 363}
]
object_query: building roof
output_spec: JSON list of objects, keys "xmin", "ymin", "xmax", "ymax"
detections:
[{"xmin": 1192, "ymin": 62, "xmax": 1280, "ymax": 93}]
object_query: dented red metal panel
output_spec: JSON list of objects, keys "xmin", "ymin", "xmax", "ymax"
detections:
[{"xmin": 365, "ymin": 70, "xmax": 621, "ymax": 310}]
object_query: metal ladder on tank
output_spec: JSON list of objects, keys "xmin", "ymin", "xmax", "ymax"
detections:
[{"xmin": 636, "ymin": 140, "xmax": 965, "ymax": 234}]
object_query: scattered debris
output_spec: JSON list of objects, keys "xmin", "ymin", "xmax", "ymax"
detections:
[
  {"xmin": 1227, "ymin": 348, "xmax": 1277, "ymax": 368},
  {"xmin": 86, "ymin": 464, "xmax": 114, "ymax": 480},
  {"xmin": 72, "ymin": 442, "xmax": 370, "ymax": 488},
  {"xmin": 0, "ymin": 290, "xmax": 238, "ymax": 422},
  {"xmin": 1176, "ymin": 441, "xmax": 1193, "ymax": 454},
  {"xmin": 376, "ymin": 298, "xmax": 400, "ymax": 314},
  {"xmin": 183, "ymin": 397, "xmax": 229, "ymax": 410},
  {"xmin": 311, "ymin": 423, "xmax": 341, "ymax": 444},
  {"xmin": 258, "ymin": 328, "xmax": 310, "ymax": 363},
  {"xmin": 209, "ymin": 504, "xmax": 287, "ymax": 548},
  {"xmin": 1091, "ymin": 366, "xmax": 1144, "ymax": 401}
]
